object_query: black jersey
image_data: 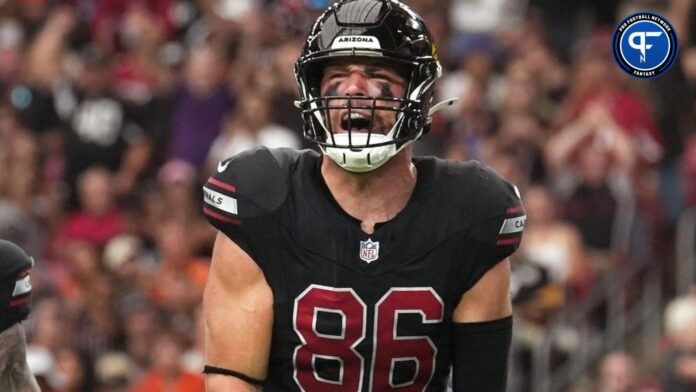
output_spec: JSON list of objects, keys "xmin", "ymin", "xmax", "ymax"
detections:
[{"xmin": 203, "ymin": 147, "xmax": 525, "ymax": 392}]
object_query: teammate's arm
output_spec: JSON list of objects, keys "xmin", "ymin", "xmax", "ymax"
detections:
[
  {"xmin": 451, "ymin": 258, "xmax": 513, "ymax": 392},
  {"xmin": 0, "ymin": 324, "xmax": 41, "ymax": 392},
  {"xmin": 203, "ymin": 232, "xmax": 273, "ymax": 392}
]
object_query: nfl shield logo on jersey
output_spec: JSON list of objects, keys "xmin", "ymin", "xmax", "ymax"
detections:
[{"xmin": 359, "ymin": 239, "xmax": 380, "ymax": 263}]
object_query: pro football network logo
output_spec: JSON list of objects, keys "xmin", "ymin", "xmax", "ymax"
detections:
[
  {"xmin": 359, "ymin": 239, "xmax": 379, "ymax": 263},
  {"xmin": 612, "ymin": 12, "xmax": 678, "ymax": 78}
]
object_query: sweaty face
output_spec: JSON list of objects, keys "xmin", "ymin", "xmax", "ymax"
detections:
[{"xmin": 320, "ymin": 63, "xmax": 406, "ymax": 136}]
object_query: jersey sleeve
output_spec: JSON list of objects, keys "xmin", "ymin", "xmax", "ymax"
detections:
[
  {"xmin": 202, "ymin": 147, "xmax": 290, "ymax": 257},
  {"xmin": 460, "ymin": 162, "xmax": 526, "ymax": 290}
]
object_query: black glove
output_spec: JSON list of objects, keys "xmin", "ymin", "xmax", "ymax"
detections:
[{"xmin": 0, "ymin": 240, "xmax": 34, "ymax": 333}]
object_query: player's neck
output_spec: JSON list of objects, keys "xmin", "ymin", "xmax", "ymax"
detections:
[{"xmin": 321, "ymin": 149, "xmax": 417, "ymax": 234}]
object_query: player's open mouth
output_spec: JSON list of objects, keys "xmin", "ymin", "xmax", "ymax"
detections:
[{"xmin": 339, "ymin": 111, "xmax": 374, "ymax": 133}]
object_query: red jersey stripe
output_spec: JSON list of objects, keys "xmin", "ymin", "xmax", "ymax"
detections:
[
  {"xmin": 497, "ymin": 237, "xmax": 521, "ymax": 246},
  {"xmin": 9, "ymin": 295, "xmax": 31, "ymax": 307},
  {"xmin": 208, "ymin": 177, "xmax": 236, "ymax": 193},
  {"xmin": 203, "ymin": 207, "xmax": 241, "ymax": 225}
]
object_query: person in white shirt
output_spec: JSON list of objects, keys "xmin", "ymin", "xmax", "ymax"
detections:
[{"xmin": 206, "ymin": 88, "xmax": 301, "ymax": 168}]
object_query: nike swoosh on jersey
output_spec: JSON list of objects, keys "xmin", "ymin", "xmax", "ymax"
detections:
[{"xmin": 217, "ymin": 160, "xmax": 230, "ymax": 173}]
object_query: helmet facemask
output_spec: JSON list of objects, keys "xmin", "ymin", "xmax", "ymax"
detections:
[
  {"xmin": 294, "ymin": 0, "xmax": 447, "ymax": 172},
  {"xmin": 296, "ymin": 57, "xmax": 441, "ymax": 172}
]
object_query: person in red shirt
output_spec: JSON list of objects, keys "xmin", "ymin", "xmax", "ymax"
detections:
[{"xmin": 59, "ymin": 166, "xmax": 127, "ymax": 249}]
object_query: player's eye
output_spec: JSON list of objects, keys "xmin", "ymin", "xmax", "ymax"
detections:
[
  {"xmin": 364, "ymin": 67, "xmax": 397, "ymax": 82},
  {"xmin": 364, "ymin": 71, "xmax": 387, "ymax": 82},
  {"xmin": 326, "ymin": 69, "xmax": 348, "ymax": 81}
]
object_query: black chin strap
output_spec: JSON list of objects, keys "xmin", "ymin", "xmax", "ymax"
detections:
[{"xmin": 203, "ymin": 365, "xmax": 265, "ymax": 387}]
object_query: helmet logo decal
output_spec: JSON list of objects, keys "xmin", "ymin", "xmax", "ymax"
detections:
[
  {"xmin": 12, "ymin": 274, "xmax": 31, "ymax": 297},
  {"xmin": 331, "ymin": 35, "xmax": 381, "ymax": 50}
]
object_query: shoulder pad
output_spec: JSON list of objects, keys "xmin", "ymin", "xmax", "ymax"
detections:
[
  {"xmin": 437, "ymin": 160, "xmax": 525, "ymax": 291},
  {"xmin": 442, "ymin": 159, "xmax": 523, "ymax": 221},
  {"xmin": 203, "ymin": 147, "xmax": 297, "ymax": 221}
]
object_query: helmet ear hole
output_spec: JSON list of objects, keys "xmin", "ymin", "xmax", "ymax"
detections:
[
  {"xmin": 417, "ymin": 64, "xmax": 429, "ymax": 80},
  {"xmin": 406, "ymin": 116, "xmax": 424, "ymax": 133},
  {"xmin": 418, "ymin": 62, "xmax": 438, "ymax": 80}
]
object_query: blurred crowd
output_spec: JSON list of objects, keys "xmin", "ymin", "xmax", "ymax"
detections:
[{"xmin": 0, "ymin": 0, "xmax": 695, "ymax": 391}]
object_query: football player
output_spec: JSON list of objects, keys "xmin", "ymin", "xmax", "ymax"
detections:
[
  {"xmin": 202, "ymin": 0, "xmax": 525, "ymax": 390},
  {"xmin": 0, "ymin": 240, "xmax": 40, "ymax": 392}
]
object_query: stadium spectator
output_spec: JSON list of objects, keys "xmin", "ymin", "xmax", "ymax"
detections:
[
  {"xmin": 91, "ymin": 0, "xmax": 174, "ymax": 53},
  {"xmin": 661, "ymin": 294, "xmax": 696, "ymax": 391},
  {"xmin": 0, "ymin": 17, "xmax": 25, "ymax": 99},
  {"xmin": 682, "ymin": 135, "xmax": 696, "ymax": 207},
  {"xmin": 518, "ymin": 186, "xmax": 594, "ymax": 296},
  {"xmin": 130, "ymin": 329, "xmax": 204, "ymax": 392},
  {"xmin": 42, "ymin": 346, "xmax": 94, "ymax": 392},
  {"xmin": 499, "ymin": 59, "xmax": 543, "ymax": 119},
  {"xmin": 121, "ymin": 304, "xmax": 159, "ymax": 372},
  {"xmin": 206, "ymin": 87, "xmax": 301, "ymax": 168},
  {"xmin": 181, "ymin": 309, "xmax": 205, "ymax": 374},
  {"xmin": 269, "ymin": 39, "xmax": 306, "ymax": 138},
  {"xmin": 168, "ymin": 45, "xmax": 234, "ymax": 167},
  {"xmin": 57, "ymin": 167, "xmax": 127, "ymax": 250},
  {"xmin": 441, "ymin": 77, "xmax": 496, "ymax": 162},
  {"xmin": 0, "ymin": 128, "xmax": 46, "ymax": 257},
  {"xmin": 94, "ymin": 352, "xmax": 135, "ymax": 392},
  {"xmin": 449, "ymin": 0, "xmax": 523, "ymax": 58},
  {"xmin": 26, "ymin": 298, "xmax": 71, "ymax": 389},
  {"xmin": 552, "ymin": 33, "xmax": 662, "ymax": 167},
  {"xmin": 28, "ymin": 7, "xmax": 153, "ymax": 199},
  {"xmin": 146, "ymin": 218, "xmax": 208, "ymax": 314},
  {"xmin": 493, "ymin": 113, "xmax": 547, "ymax": 184},
  {"xmin": 594, "ymin": 351, "xmax": 647, "ymax": 392},
  {"xmin": 509, "ymin": 253, "xmax": 566, "ymax": 392},
  {"xmin": 139, "ymin": 159, "xmax": 211, "ymax": 247},
  {"xmin": 595, "ymin": 351, "xmax": 661, "ymax": 392},
  {"xmin": 25, "ymin": 10, "xmax": 152, "ymax": 203},
  {"xmin": 110, "ymin": 2, "xmax": 168, "ymax": 106},
  {"xmin": 545, "ymin": 101, "xmax": 636, "ymax": 261}
]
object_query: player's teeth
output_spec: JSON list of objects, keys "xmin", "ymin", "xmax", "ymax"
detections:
[{"xmin": 343, "ymin": 113, "xmax": 368, "ymax": 121}]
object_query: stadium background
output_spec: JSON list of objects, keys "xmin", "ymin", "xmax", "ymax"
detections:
[{"xmin": 0, "ymin": 0, "xmax": 695, "ymax": 390}]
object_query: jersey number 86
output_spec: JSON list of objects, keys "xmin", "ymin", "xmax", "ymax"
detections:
[{"xmin": 293, "ymin": 285, "xmax": 444, "ymax": 391}]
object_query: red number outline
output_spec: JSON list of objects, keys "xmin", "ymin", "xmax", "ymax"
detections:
[
  {"xmin": 293, "ymin": 284, "xmax": 367, "ymax": 391},
  {"xmin": 293, "ymin": 285, "xmax": 444, "ymax": 392},
  {"xmin": 369, "ymin": 288, "xmax": 444, "ymax": 391}
]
